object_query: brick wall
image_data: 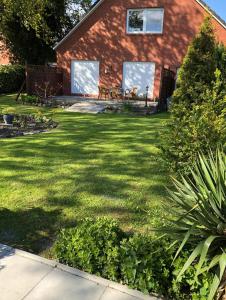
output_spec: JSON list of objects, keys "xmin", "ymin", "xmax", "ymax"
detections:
[
  {"xmin": 0, "ymin": 41, "xmax": 10, "ymax": 65},
  {"xmin": 56, "ymin": 0, "xmax": 226, "ymax": 97}
]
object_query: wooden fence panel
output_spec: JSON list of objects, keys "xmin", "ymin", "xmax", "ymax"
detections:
[{"xmin": 26, "ymin": 65, "xmax": 63, "ymax": 97}]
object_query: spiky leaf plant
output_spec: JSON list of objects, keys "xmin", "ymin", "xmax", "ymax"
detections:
[{"xmin": 162, "ymin": 149, "xmax": 226, "ymax": 300}]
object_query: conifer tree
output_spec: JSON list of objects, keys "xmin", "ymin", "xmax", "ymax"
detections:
[
  {"xmin": 163, "ymin": 18, "xmax": 226, "ymax": 174},
  {"xmin": 174, "ymin": 17, "xmax": 217, "ymax": 105}
]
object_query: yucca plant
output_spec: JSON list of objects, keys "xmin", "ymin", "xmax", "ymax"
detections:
[{"xmin": 162, "ymin": 149, "xmax": 226, "ymax": 300}]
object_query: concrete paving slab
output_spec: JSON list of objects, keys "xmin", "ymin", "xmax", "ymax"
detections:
[
  {"xmin": 0, "ymin": 244, "xmax": 164, "ymax": 300},
  {"xmin": 101, "ymin": 288, "xmax": 139, "ymax": 300},
  {"xmin": 61, "ymin": 98, "xmax": 158, "ymax": 114},
  {"xmin": 25, "ymin": 268, "xmax": 106, "ymax": 300},
  {"xmin": 66, "ymin": 102, "xmax": 105, "ymax": 114},
  {"xmin": 0, "ymin": 253, "xmax": 52, "ymax": 300},
  {"xmin": 53, "ymin": 96, "xmax": 157, "ymax": 108}
]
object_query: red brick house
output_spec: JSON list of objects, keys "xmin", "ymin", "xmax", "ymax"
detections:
[
  {"xmin": 55, "ymin": 0, "xmax": 226, "ymax": 99},
  {"xmin": 0, "ymin": 40, "xmax": 10, "ymax": 65}
]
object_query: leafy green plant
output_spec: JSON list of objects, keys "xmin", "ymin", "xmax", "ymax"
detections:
[
  {"xmin": 21, "ymin": 94, "xmax": 39, "ymax": 105},
  {"xmin": 54, "ymin": 217, "xmax": 125, "ymax": 280},
  {"xmin": 171, "ymin": 251, "xmax": 213, "ymax": 300},
  {"xmin": 122, "ymin": 102, "xmax": 134, "ymax": 113},
  {"xmin": 0, "ymin": 65, "xmax": 25, "ymax": 94},
  {"xmin": 54, "ymin": 217, "xmax": 213, "ymax": 298},
  {"xmin": 161, "ymin": 149, "xmax": 226, "ymax": 300},
  {"xmin": 119, "ymin": 234, "xmax": 174, "ymax": 295}
]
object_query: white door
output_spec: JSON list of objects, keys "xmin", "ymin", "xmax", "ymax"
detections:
[
  {"xmin": 71, "ymin": 61, "xmax": 99, "ymax": 95},
  {"xmin": 123, "ymin": 62, "xmax": 155, "ymax": 98}
]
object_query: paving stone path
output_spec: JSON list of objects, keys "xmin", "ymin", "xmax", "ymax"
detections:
[
  {"xmin": 66, "ymin": 101, "xmax": 106, "ymax": 114},
  {"xmin": 0, "ymin": 244, "xmax": 163, "ymax": 300}
]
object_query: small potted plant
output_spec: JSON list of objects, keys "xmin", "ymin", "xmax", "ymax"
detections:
[{"xmin": 1, "ymin": 107, "xmax": 16, "ymax": 125}]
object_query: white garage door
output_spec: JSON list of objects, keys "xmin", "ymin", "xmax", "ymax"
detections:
[
  {"xmin": 123, "ymin": 62, "xmax": 155, "ymax": 98},
  {"xmin": 71, "ymin": 61, "xmax": 99, "ymax": 95}
]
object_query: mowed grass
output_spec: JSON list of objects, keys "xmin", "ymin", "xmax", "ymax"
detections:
[{"xmin": 0, "ymin": 94, "xmax": 170, "ymax": 254}]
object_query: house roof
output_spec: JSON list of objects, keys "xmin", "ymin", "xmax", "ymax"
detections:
[
  {"xmin": 53, "ymin": 0, "xmax": 226, "ymax": 50},
  {"xmin": 196, "ymin": 0, "xmax": 226, "ymax": 28}
]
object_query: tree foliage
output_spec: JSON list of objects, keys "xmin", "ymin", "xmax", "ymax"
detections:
[
  {"xmin": 0, "ymin": 0, "xmax": 92, "ymax": 63},
  {"xmin": 163, "ymin": 18, "xmax": 226, "ymax": 174}
]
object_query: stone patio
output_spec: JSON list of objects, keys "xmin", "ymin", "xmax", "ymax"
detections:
[
  {"xmin": 53, "ymin": 96, "xmax": 158, "ymax": 114},
  {"xmin": 0, "ymin": 244, "xmax": 164, "ymax": 300},
  {"xmin": 66, "ymin": 101, "xmax": 106, "ymax": 114}
]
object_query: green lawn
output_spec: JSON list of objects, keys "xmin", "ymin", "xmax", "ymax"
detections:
[{"xmin": 0, "ymin": 94, "xmax": 170, "ymax": 254}]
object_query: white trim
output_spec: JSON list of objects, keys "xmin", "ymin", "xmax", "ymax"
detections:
[
  {"xmin": 126, "ymin": 8, "xmax": 164, "ymax": 34},
  {"xmin": 54, "ymin": 0, "xmax": 226, "ymax": 50},
  {"xmin": 53, "ymin": 0, "xmax": 105, "ymax": 50}
]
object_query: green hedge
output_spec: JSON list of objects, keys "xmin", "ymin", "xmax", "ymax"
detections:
[
  {"xmin": 0, "ymin": 65, "xmax": 25, "ymax": 94},
  {"xmin": 54, "ymin": 218, "xmax": 213, "ymax": 299}
]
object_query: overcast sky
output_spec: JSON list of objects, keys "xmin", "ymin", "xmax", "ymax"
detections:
[{"xmin": 205, "ymin": 0, "xmax": 226, "ymax": 21}]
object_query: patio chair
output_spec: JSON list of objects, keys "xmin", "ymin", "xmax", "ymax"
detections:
[
  {"xmin": 110, "ymin": 86, "xmax": 124, "ymax": 100},
  {"xmin": 124, "ymin": 87, "xmax": 138, "ymax": 100},
  {"xmin": 98, "ymin": 86, "xmax": 110, "ymax": 100}
]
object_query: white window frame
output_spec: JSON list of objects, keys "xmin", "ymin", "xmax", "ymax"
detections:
[{"xmin": 126, "ymin": 8, "xmax": 164, "ymax": 34}]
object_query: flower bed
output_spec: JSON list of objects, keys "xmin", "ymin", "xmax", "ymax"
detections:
[
  {"xmin": 54, "ymin": 218, "xmax": 213, "ymax": 300},
  {"xmin": 103, "ymin": 102, "xmax": 159, "ymax": 115},
  {"xmin": 0, "ymin": 113, "xmax": 58, "ymax": 138}
]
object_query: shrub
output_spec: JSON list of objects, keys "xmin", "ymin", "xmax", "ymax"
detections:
[
  {"xmin": 171, "ymin": 252, "xmax": 213, "ymax": 300},
  {"xmin": 0, "ymin": 65, "xmax": 25, "ymax": 94},
  {"xmin": 119, "ymin": 234, "xmax": 174, "ymax": 295},
  {"xmin": 160, "ymin": 148, "xmax": 226, "ymax": 300},
  {"xmin": 21, "ymin": 94, "xmax": 39, "ymax": 105},
  {"xmin": 162, "ymin": 18, "xmax": 226, "ymax": 174},
  {"xmin": 54, "ymin": 217, "xmax": 214, "ymax": 299},
  {"xmin": 54, "ymin": 218, "xmax": 125, "ymax": 280},
  {"xmin": 122, "ymin": 102, "xmax": 134, "ymax": 112},
  {"xmin": 120, "ymin": 235, "xmax": 212, "ymax": 298}
]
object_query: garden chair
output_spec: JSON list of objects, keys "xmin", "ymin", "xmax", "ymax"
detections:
[
  {"xmin": 110, "ymin": 86, "xmax": 124, "ymax": 100},
  {"xmin": 98, "ymin": 86, "xmax": 110, "ymax": 100},
  {"xmin": 124, "ymin": 87, "xmax": 138, "ymax": 100}
]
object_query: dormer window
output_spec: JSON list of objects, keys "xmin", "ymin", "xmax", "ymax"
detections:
[{"xmin": 127, "ymin": 8, "xmax": 164, "ymax": 34}]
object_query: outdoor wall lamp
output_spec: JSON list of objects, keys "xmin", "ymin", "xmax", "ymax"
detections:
[
  {"xmin": 105, "ymin": 65, "xmax": 113, "ymax": 74},
  {"xmin": 145, "ymin": 86, "xmax": 149, "ymax": 108}
]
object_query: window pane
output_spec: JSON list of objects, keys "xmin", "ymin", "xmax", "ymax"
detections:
[
  {"xmin": 146, "ymin": 10, "xmax": 163, "ymax": 33},
  {"xmin": 128, "ymin": 10, "xmax": 144, "ymax": 32}
]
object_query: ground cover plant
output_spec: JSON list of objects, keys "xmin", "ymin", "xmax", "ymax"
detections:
[
  {"xmin": 54, "ymin": 217, "xmax": 213, "ymax": 299},
  {"xmin": 0, "ymin": 94, "xmax": 169, "ymax": 253}
]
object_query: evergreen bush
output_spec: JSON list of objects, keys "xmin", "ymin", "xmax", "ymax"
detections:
[
  {"xmin": 0, "ymin": 65, "xmax": 25, "ymax": 94},
  {"xmin": 163, "ymin": 18, "xmax": 226, "ymax": 174}
]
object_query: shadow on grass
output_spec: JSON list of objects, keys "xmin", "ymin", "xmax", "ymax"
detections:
[
  {"xmin": 0, "ymin": 95, "xmax": 170, "ymax": 252},
  {"xmin": 0, "ymin": 207, "xmax": 65, "ymax": 253}
]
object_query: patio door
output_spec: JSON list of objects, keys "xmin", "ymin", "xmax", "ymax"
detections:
[
  {"xmin": 123, "ymin": 62, "xmax": 155, "ymax": 98},
  {"xmin": 71, "ymin": 60, "xmax": 100, "ymax": 95}
]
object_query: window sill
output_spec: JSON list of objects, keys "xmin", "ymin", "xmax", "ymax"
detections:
[{"xmin": 127, "ymin": 32, "xmax": 163, "ymax": 36}]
